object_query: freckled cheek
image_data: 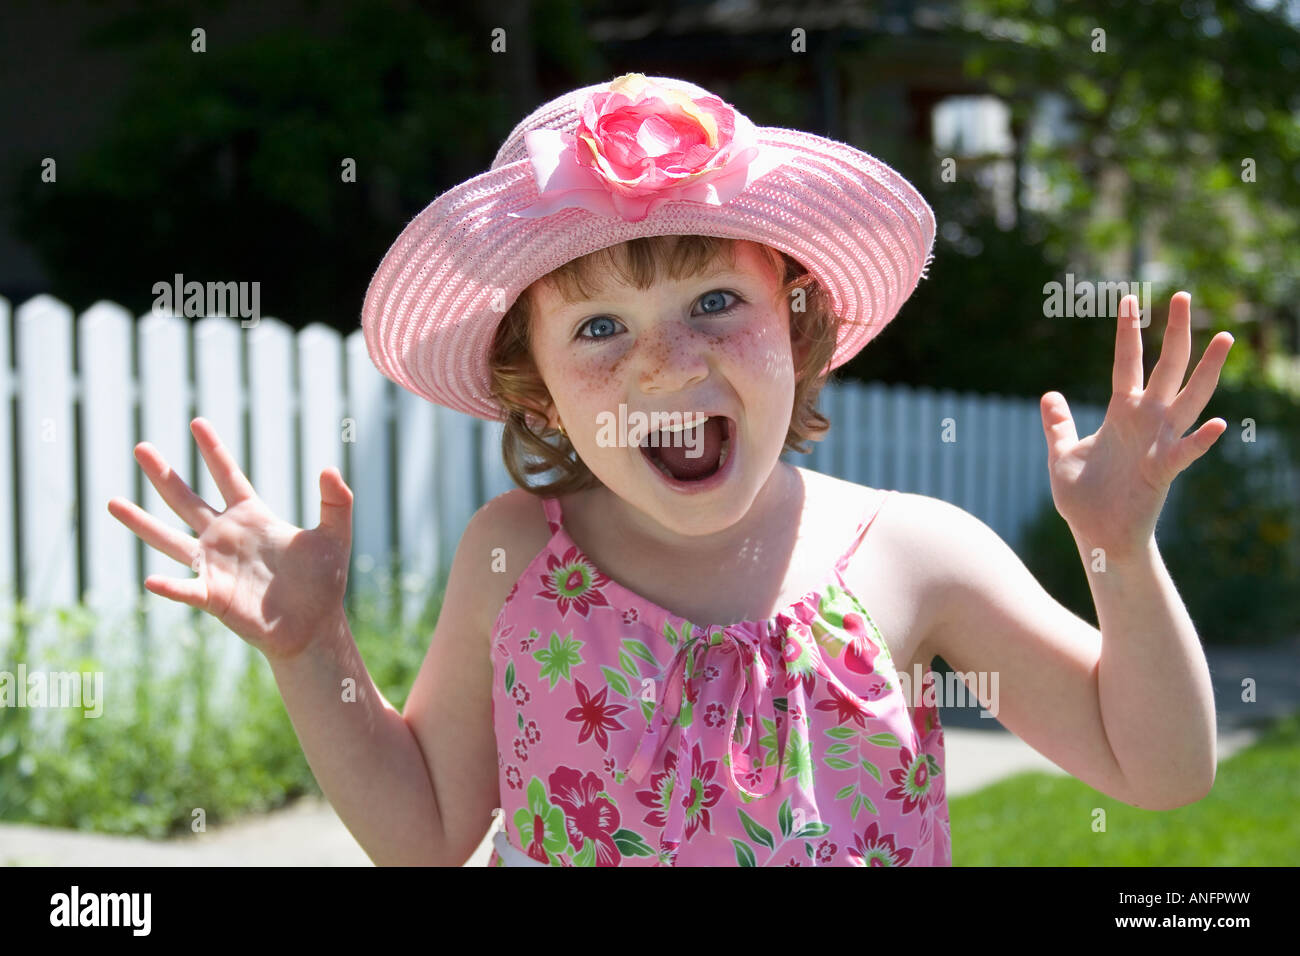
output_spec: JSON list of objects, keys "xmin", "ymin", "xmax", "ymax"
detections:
[
  {"xmin": 552, "ymin": 354, "xmax": 625, "ymax": 416},
  {"xmin": 712, "ymin": 322, "xmax": 794, "ymax": 376}
]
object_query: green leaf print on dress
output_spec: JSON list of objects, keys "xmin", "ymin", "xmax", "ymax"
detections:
[
  {"xmin": 611, "ymin": 828, "xmax": 655, "ymax": 857},
  {"xmin": 663, "ymin": 618, "xmax": 694, "ymax": 648},
  {"xmin": 622, "ymin": 637, "xmax": 660, "ymax": 668},
  {"xmin": 533, "ymin": 631, "xmax": 585, "ymax": 690},
  {"xmin": 782, "ymin": 728, "xmax": 815, "ymax": 790},
  {"xmin": 733, "ymin": 799, "xmax": 832, "ymax": 866}
]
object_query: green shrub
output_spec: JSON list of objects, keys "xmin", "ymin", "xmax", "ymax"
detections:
[
  {"xmin": 0, "ymin": 556, "xmax": 446, "ymax": 835},
  {"xmin": 1158, "ymin": 382, "xmax": 1300, "ymax": 645}
]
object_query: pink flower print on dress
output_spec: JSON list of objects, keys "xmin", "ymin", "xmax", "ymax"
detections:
[
  {"xmin": 511, "ymin": 72, "xmax": 789, "ymax": 222},
  {"xmin": 523, "ymin": 720, "xmax": 542, "ymax": 745},
  {"xmin": 537, "ymin": 545, "xmax": 612, "ymax": 619},
  {"xmin": 565, "ymin": 678, "xmax": 630, "ymax": 751},
  {"xmin": 815, "ymin": 839, "xmax": 838, "ymax": 864},
  {"xmin": 848, "ymin": 820, "xmax": 914, "ymax": 867},
  {"xmin": 679, "ymin": 740, "xmax": 726, "ymax": 841},
  {"xmin": 548, "ymin": 766, "xmax": 623, "ymax": 866},
  {"xmin": 656, "ymin": 839, "xmax": 679, "ymax": 867},
  {"xmin": 885, "ymin": 746, "xmax": 933, "ymax": 815},
  {"xmin": 703, "ymin": 701, "xmax": 727, "ymax": 729},
  {"xmin": 635, "ymin": 747, "xmax": 679, "ymax": 829},
  {"xmin": 814, "ymin": 681, "xmax": 877, "ymax": 729},
  {"xmin": 840, "ymin": 611, "xmax": 882, "ymax": 676},
  {"xmin": 779, "ymin": 621, "xmax": 820, "ymax": 698}
]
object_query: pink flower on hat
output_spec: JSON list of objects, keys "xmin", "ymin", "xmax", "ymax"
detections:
[{"xmin": 510, "ymin": 73, "xmax": 788, "ymax": 222}]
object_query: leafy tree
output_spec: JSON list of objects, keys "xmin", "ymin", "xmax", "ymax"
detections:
[
  {"xmin": 955, "ymin": 0, "xmax": 1300, "ymax": 387},
  {"xmin": 10, "ymin": 0, "xmax": 514, "ymax": 327}
]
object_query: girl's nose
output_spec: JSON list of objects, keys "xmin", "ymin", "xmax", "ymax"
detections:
[{"xmin": 635, "ymin": 321, "xmax": 711, "ymax": 392}]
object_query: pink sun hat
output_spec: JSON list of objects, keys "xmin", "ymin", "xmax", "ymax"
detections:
[{"xmin": 362, "ymin": 72, "xmax": 936, "ymax": 423}]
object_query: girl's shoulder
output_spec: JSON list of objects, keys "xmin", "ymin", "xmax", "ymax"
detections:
[
  {"xmin": 797, "ymin": 466, "xmax": 955, "ymax": 538},
  {"xmin": 468, "ymin": 487, "xmax": 559, "ymax": 636}
]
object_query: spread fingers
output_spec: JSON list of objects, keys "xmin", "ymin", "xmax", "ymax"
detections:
[
  {"xmin": 107, "ymin": 496, "xmax": 203, "ymax": 571},
  {"xmin": 132, "ymin": 441, "xmax": 220, "ymax": 533}
]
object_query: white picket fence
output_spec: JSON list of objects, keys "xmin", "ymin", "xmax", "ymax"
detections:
[{"xmin": 3, "ymin": 293, "xmax": 1114, "ymax": 735}]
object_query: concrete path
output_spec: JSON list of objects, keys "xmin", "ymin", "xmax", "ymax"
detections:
[{"xmin": 2, "ymin": 635, "xmax": 1296, "ymax": 866}]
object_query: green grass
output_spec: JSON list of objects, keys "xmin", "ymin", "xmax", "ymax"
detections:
[{"xmin": 950, "ymin": 711, "xmax": 1300, "ymax": 866}]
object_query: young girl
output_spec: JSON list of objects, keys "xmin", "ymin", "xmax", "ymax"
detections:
[{"xmin": 110, "ymin": 73, "xmax": 1232, "ymax": 867}]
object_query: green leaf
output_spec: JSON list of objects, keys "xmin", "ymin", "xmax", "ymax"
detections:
[
  {"xmin": 804, "ymin": 841, "xmax": 814, "ymax": 858},
  {"xmin": 778, "ymin": 798, "xmax": 793, "ymax": 837},
  {"xmin": 861, "ymin": 759, "xmax": 882, "ymax": 783},
  {"xmin": 678, "ymin": 699, "xmax": 693, "ymax": 729},
  {"xmin": 796, "ymin": 821, "xmax": 831, "ymax": 838},
  {"xmin": 612, "ymin": 828, "xmax": 656, "ymax": 857},
  {"xmin": 773, "ymin": 697, "xmax": 788, "ymax": 712},
  {"xmin": 618, "ymin": 649, "xmax": 640, "ymax": 679},
  {"xmin": 824, "ymin": 726, "xmax": 856, "ymax": 740},
  {"xmin": 865, "ymin": 732, "xmax": 899, "ymax": 748},
  {"xmin": 851, "ymin": 794, "xmax": 862, "ymax": 820},
  {"xmin": 737, "ymin": 808, "xmax": 775, "ymax": 850},
  {"xmin": 516, "ymin": 711, "xmax": 523, "ymax": 729},
  {"xmin": 834, "ymin": 784, "xmax": 856, "ymax": 800},
  {"xmin": 733, "ymin": 838, "xmax": 757, "ymax": 867},
  {"xmin": 504, "ymin": 660, "xmax": 514, "ymax": 693},
  {"xmin": 824, "ymin": 757, "xmax": 854, "ymax": 770},
  {"xmin": 526, "ymin": 777, "xmax": 548, "ymax": 815},
  {"xmin": 623, "ymin": 638, "xmax": 659, "ymax": 667},
  {"xmin": 601, "ymin": 666, "xmax": 631, "ymax": 699},
  {"xmin": 859, "ymin": 794, "xmax": 877, "ymax": 815},
  {"xmin": 825, "ymin": 742, "xmax": 853, "ymax": 755}
]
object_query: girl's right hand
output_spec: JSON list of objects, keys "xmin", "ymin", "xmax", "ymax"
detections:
[{"xmin": 107, "ymin": 417, "xmax": 354, "ymax": 663}]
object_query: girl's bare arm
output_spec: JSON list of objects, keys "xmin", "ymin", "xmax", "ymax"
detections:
[
  {"xmin": 264, "ymin": 610, "xmax": 451, "ymax": 865},
  {"xmin": 905, "ymin": 491, "xmax": 1214, "ymax": 810}
]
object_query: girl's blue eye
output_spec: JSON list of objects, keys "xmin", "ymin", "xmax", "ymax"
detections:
[{"xmin": 575, "ymin": 290, "xmax": 742, "ymax": 341}]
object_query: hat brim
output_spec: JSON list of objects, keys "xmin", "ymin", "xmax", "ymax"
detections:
[{"xmin": 362, "ymin": 126, "xmax": 935, "ymax": 422}]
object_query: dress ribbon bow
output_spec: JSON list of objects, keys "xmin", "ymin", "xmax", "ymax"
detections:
[{"xmin": 626, "ymin": 621, "xmax": 787, "ymax": 846}]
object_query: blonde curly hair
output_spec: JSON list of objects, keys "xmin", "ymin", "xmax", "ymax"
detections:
[{"xmin": 487, "ymin": 235, "xmax": 850, "ymax": 497}]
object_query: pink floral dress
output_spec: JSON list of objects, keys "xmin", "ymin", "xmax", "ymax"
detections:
[{"xmin": 487, "ymin": 488, "xmax": 951, "ymax": 866}]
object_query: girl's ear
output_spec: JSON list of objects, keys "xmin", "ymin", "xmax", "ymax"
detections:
[{"xmin": 539, "ymin": 397, "xmax": 561, "ymax": 432}]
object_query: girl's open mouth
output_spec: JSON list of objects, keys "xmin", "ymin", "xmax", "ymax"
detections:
[{"xmin": 637, "ymin": 415, "xmax": 735, "ymax": 492}]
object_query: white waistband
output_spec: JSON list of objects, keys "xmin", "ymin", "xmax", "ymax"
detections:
[{"xmin": 493, "ymin": 828, "xmax": 549, "ymax": 867}]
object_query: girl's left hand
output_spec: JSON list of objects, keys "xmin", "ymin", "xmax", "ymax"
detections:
[{"xmin": 1039, "ymin": 291, "xmax": 1234, "ymax": 562}]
